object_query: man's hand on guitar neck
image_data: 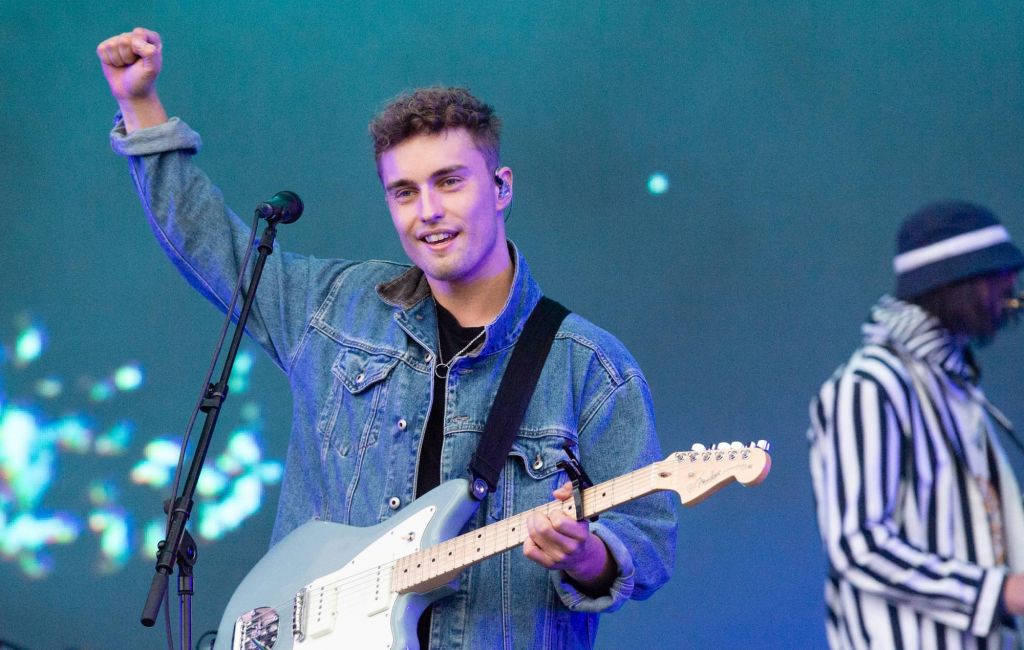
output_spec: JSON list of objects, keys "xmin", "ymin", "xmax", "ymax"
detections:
[{"xmin": 524, "ymin": 481, "xmax": 617, "ymax": 598}]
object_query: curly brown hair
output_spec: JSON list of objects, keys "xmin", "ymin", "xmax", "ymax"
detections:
[{"xmin": 369, "ymin": 86, "xmax": 502, "ymax": 172}]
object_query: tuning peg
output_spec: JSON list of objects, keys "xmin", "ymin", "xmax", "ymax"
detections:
[
  {"xmin": 730, "ymin": 441, "xmax": 744, "ymax": 450},
  {"xmin": 690, "ymin": 443, "xmax": 706, "ymax": 452},
  {"xmin": 716, "ymin": 442, "xmax": 730, "ymax": 451},
  {"xmin": 755, "ymin": 440, "xmax": 770, "ymax": 451}
]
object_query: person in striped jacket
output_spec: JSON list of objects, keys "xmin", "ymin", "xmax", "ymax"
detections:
[{"xmin": 809, "ymin": 201, "xmax": 1024, "ymax": 649}]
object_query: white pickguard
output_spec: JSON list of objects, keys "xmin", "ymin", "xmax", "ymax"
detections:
[{"xmin": 288, "ymin": 507, "xmax": 434, "ymax": 649}]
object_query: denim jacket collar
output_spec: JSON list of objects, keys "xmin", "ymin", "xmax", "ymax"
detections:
[{"xmin": 375, "ymin": 240, "xmax": 543, "ymax": 356}]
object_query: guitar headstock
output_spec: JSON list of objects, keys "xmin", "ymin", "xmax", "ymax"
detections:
[{"xmin": 653, "ymin": 441, "xmax": 771, "ymax": 506}]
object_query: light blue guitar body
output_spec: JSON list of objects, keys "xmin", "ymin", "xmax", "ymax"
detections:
[{"xmin": 213, "ymin": 478, "xmax": 479, "ymax": 650}]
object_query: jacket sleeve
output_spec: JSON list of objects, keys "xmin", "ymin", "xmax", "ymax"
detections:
[
  {"xmin": 552, "ymin": 373, "xmax": 677, "ymax": 613},
  {"xmin": 809, "ymin": 357, "xmax": 1007, "ymax": 637},
  {"xmin": 109, "ymin": 116, "xmax": 353, "ymax": 374}
]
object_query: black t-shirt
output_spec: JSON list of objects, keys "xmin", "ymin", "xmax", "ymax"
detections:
[
  {"xmin": 415, "ymin": 301, "xmax": 485, "ymax": 497},
  {"xmin": 416, "ymin": 300, "xmax": 484, "ymax": 648}
]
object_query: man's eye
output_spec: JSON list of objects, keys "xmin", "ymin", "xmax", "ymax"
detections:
[
  {"xmin": 393, "ymin": 188, "xmax": 415, "ymax": 201},
  {"xmin": 440, "ymin": 177, "xmax": 462, "ymax": 188}
]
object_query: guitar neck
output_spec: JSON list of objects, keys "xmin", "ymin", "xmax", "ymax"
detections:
[
  {"xmin": 391, "ymin": 444, "xmax": 771, "ymax": 594},
  {"xmin": 391, "ymin": 464, "xmax": 658, "ymax": 594}
]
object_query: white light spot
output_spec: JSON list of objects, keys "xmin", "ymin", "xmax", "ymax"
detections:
[
  {"xmin": 15, "ymin": 327, "xmax": 44, "ymax": 365},
  {"xmin": 113, "ymin": 364, "xmax": 143, "ymax": 391},
  {"xmin": 647, "ymin": 173, "xmax": 670, "ymax": 195}
]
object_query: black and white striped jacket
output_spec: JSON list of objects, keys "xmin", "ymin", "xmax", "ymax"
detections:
[{"xmin": 808, "ymin": 296, "xmax": 1024, "ymax": 649}]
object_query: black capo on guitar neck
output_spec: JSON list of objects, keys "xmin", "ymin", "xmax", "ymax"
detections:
[{"xmin": 557, "ymin": 446, "xmax": 599, "ymax": 523}]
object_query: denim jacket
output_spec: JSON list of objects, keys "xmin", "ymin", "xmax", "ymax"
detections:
[{"xmin": 111, "ymin": 117, "xmax": 676, "ymax": 649}]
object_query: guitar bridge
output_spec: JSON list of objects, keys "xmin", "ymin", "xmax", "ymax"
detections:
[{"xmin": 292, "ymin": 587, "xmax": 307, "ymax": 643}]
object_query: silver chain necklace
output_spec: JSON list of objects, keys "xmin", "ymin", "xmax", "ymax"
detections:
[{"xmin": 434, "ymin": 328, "xmax": 485, "ymax": 380}]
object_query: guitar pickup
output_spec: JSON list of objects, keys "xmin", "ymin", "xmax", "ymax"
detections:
[
  {"xmin": 305, "ymin": 583, "xmax": 340, "ymax": 639},
  {"xmin": 365, "ymin": 565, "xmax": 390, "ymax": 616}
]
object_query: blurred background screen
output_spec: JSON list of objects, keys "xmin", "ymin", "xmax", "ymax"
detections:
[{"xmin": 2, "ymin": 2, "xmax": 1023, "ymax": 648}]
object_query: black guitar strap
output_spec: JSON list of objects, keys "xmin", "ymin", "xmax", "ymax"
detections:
[{"xmin": 467, "ymin": 296, "xmax": 570, "ymax": 501}]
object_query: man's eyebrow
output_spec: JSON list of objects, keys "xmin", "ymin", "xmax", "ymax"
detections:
[
  {"xmin": 430, "ymin": 164, "xmax": 468, "ymax": 178},
  {"xmin": 384, "ymin": 178, "xmax": 412, "ymax": 193},
  {"xmin": 384, "ymin": 165, "xmax": 469, "ymax": 193}
]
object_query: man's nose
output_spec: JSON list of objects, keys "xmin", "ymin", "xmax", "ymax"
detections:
[{"xmin": 419, "ymin": 188, "xmax": 442, "ymax": 222}]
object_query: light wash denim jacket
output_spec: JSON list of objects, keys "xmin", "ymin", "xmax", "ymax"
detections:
[{"xmin": 111, "ymin": 117, "xmax": 676, "ymax": 649}]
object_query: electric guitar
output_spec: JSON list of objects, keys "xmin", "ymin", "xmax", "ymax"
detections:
[{"xmin": 214, "ymin": 443, "xmax": 771, "ymax": 649}]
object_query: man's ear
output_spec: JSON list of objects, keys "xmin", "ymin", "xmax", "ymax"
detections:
[{"xmin": 494, "ymin": 167, "xmax": 513, "ymax": 211}]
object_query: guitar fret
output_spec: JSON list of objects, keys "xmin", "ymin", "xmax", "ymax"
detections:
[{"xmin": 580, "ymin": 467, "xmax": 653, "ymax": 520}]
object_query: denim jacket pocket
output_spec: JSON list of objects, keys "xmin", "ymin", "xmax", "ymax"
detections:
[
  {"xmin": 317, "ymin": 344, "xmax": 400, "ymax": 459},
  {"xmin": 487, "ymin": 431, "xmax": 576, "ymax": 522}
]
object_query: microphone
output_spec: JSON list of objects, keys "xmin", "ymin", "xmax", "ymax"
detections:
[
  {"xmin": 256, "ymin": 191, "xmax": 304, "ymax": 224},
  {"xmin": 1005, "ymin": 291, "xmax": 1024, "ymax": 317}
]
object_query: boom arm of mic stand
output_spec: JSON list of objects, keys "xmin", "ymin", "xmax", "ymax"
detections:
[{"xmin": 140, "ymin": 222, "xmax": 279, "ymax": 630}]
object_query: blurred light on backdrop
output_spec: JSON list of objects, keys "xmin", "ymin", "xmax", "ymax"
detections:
[
  {"xmin": 14, "ymin": 326, "xmax": 45, "ymax": 366},
  {"xmin": 95, "ymin": 421, "xmax": 132, "ymax": 456},
  {"xmin": 34, "ymin": 378, "xmax": 63, "ymax": 399},
  {"xmin": 647, "ymin": 172, "xmax": 669, "ymax": 195},
  {"xmin": 228, "ymin": 349, "xmax": 254, "ymax": 393},
  {"xmin": 1, "ymin": 315, "xmax": 283, "ymax": 579},
  {"xmin": 89, "ymin": 379, "xmax": 115, "ymax": 403},
  {"xmin": 113, "ymin": 364, "xmax": 143, "ymax": 392}
]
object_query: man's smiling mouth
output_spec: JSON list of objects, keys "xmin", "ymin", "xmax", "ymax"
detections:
[{"xmin": 422, "ymin": 232, "xmax": 456, "ymax": 244}]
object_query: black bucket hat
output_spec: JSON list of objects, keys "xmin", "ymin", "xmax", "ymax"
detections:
[{"xmin": 894, "ymin": 201, "xmax": 1024, "ymax": 299}]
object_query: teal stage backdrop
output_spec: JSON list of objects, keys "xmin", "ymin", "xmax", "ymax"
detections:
[{"xmin": 2, "ymin": 2, "xmax": 1023, "ymax": 648}]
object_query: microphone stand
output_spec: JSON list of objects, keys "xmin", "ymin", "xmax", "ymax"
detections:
[{"xmin": 140, "ymin": 218, "xmax": 280, "ymax": 646}]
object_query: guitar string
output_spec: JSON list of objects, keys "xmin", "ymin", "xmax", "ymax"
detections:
[{"xmin": 243, "ymin": 466, "xmax": 662, "ymax": 626}]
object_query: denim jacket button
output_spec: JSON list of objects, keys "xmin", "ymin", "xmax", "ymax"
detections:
[
  {"xmin": 532, "ymin": 455, "xmax": 544, "ymax": 471},
  {"xmin": 356, "ymin": 372, "xmax": 365, "ymax": 383},
  {"xmin": 388, "ymin": 496, "xmax": 402, "ymax": 510},
  {"xmin": 425, "ymin": 353, "xmax": 433, "ymax": 362},
  {"xmin": 397, "ymin": 418, "xmax": 408, "ymax": 430}
]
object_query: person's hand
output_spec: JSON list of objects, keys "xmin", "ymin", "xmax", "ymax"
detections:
[
  {"xmin": 96, "ymin": 27, "xmax": 168, "ymax": 132},
  {"xmin": 524, "ymin": 481, "xmax": 616, "ymax": 595},
  {"xmin": 1002, "ymin": 573, "xmax": 1024, "ymax": 615}
]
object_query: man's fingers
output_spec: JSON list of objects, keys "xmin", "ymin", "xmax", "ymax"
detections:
[
  {"xmin": 527, "ymin": 511, "xmax": 587, "ymax": 560},
  {"xmin": 548, "ymin": 508, "xmax": 590, "ymax": 541},
  {"xmin": 116, "ymin": 38, "xmax": 138, "ymax": 67},
  {"xmin": 526, "ymin": 515, "xmax": 557, "ymax": 560},
  {"xmin": 522, "ymin": 534, "xmax": 546, "ymax": 565},
  {"xmin": 96, "ymin": 33, "xmax": 135, "ymax": 67},
  {"xmin": 96, "ymin": 37, "xmax": 115, "ymax": 65},
  {"xmin": 96, "ymin": 28, "xmax": 161, "ymax": 67},
  {"xmin": 552, "ymin": 481, "xmax": 574, "ymax": 500},
  {"xmin": 131, "ymin": 27, "xmax": 161, "ymax": 59}
]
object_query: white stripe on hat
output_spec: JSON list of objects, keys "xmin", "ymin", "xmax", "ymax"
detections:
[{"xmin": 893, "ymin": 224, "xmax": 1010, "ymax": 274}]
